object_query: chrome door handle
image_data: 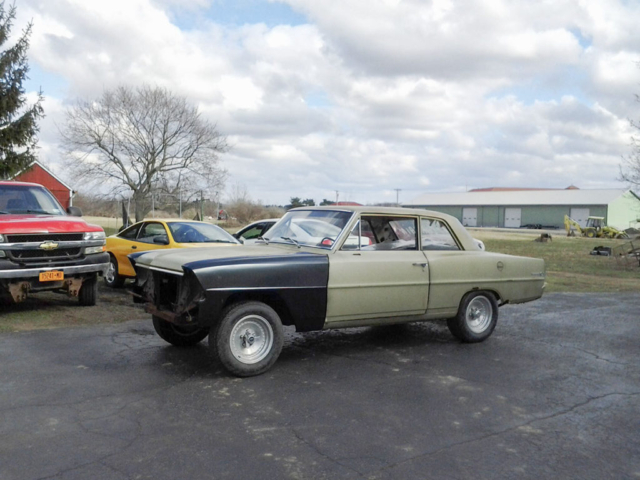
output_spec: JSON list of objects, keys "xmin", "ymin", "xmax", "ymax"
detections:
[{"xmin": 412, "ymin": 262, "xmax": 427, "ymax": 268}]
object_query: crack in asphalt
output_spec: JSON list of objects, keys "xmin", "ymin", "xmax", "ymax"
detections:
[
  {"xmin": 499, "ymin": 332, "xmax": 639, "ymax": 368},
  {"xmin": 290, "ymin": 427, "xmax": 366, "ymax": 478},
  {"xmin": 30, "ymin": 368, "xmax": 209, "ymax": 480},
  {"xmin": 368, "ymin": 390, "xmax": 640, "ymax": 477}
]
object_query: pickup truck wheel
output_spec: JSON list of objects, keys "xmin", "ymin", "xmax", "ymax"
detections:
[
  {"xmin": 152, "ymin": 316, "xmax": 209, "ymax": 347},
  {"xmin": 211, "ymin": 301, "xmax": 284, "ymax": 377},
  {"xmin": 104, "ymin": 256, "xmax": 125, "ymax": 288},
  {"xmin": 447, "ymin": 292, "xmax": 498, "ymax": 343},
  {"xmin": 78, "ymin": 276, "xmax": 98, "ymax": 306}
]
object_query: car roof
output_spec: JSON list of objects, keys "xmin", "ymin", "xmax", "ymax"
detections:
[
  {"xmin": 140, "ymin": 218, "xmax": 218, "ymax": 225},
  {"xmin": 244, "ymin": 218, "xmax": 280, "ymax": 224},
  {"xmin": 289, "ymin": 205, "xmax": 455, "ymax": 219},
  {"xmin": 0, "ymin": 180, "xmax": 45, "ymax": 187}
]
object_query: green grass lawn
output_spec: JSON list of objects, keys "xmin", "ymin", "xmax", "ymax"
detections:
[{"xmin": 476, "ymin": 231, "xmax": 640, "ymax": 292}]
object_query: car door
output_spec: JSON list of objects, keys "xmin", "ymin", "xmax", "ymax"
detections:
[
  {"xmin": 419, "ymin": 216, "xmax": 471, "ymax": 314},
  {"xmin": 109, "ymin": 223, "xmax": 143, "ymax": 277},
  {"xmin": 136, "ymin": 222, "xmax": 171, "ymax": 252},
  {"xmin": 325, "ymin": 214, "xmax": 430, "ymax": 324},
  {"xmin": 112, "ymin": 222, "xmax": 170, "ymax": 276}
]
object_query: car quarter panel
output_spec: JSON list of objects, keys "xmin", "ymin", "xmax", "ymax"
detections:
[{"xmin": 424, "ymin": 250, "xmax": 546, "ymax": 316}]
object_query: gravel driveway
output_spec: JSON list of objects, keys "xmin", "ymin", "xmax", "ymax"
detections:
[{"xmin": 1, "ymin": 292, "xmax": 639, "ymax": 479}]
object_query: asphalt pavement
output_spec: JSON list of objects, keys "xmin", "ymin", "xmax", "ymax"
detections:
[{"xmin": 1, "ymin": 292, "xmax": 639, "ymax": 480}]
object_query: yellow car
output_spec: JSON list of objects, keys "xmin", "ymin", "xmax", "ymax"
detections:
[{"xmin": 105, "ymin": 219, "xmax": 240, "ymax": 287}]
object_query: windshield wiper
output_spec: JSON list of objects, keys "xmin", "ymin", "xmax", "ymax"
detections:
[
  {"xmin": 257, "ymin": 236, "xmax": 269, "ymax": 245},
  {"xmin": 205, "ymin": 239, "xmax": 235, "ymax": 243},
  {"xmin": 0, "ymin": 211, "xmax": 9, "ymax": 214},
  {"xmin": 280, "ymin": 236, "xmax": 301, "ymax": 248}
]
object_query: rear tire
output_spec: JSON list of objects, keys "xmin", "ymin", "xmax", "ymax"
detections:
[
  {"xmin": 152, "ymin": 316, "xmax": 209, "ymax": 347},
  {"xmin": 78, "ymin": 276, "xmax": 98, "ymax": 306},
  {"xmin": 210, "ymin": 301, "xmax": 284, "ymax": 377},
  {"xmin": 447, "ymin": 291, "xmax": 498, "ymax": 343}
]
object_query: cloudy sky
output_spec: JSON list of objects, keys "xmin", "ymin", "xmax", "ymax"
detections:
[{"xmin": 14, "ymin": 0, "xmax": 640, "ymax": 205}]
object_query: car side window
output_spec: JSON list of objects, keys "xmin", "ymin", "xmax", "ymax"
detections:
[
  {"xmin": 241, "ymin": 223, "xmax": 265, "ymax": 240},
  {"xmin": 343, "ymin": 216, "xmax": 417, "ymax": 251},
  {"xmin": 137, "ymin": 222, "xmax": 168, "ymax": 244},
  {"xmin": 261, "ymin": 222, "xmax": 275, "ymax": 235},
  {"xmin": 421, "ymin": 218, "xmax": 460, "ymax": 250},
  {"xmin": 119, "ymin": 223, "xmax": 142, "ymax": 240}
]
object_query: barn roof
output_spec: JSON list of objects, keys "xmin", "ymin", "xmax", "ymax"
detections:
[
  {"xmin": 12, "ymin": 161, "xmax": 73, "ymax": 192},
  {"xmin": 406, "ymin": 189, "xmax": 634, "ymax": 207}
]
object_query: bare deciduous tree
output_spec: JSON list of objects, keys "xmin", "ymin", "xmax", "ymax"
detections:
[
  {"xmin": 620, "ymin": 121, "xmax": 640, "ymax": 187},
  {"xmin": 61, "ymin": 84, "xmax": 227, "ymax": 221},
  {"xmin": 620, "ymin": 65, "xmax": 640, "ymax": 189}
]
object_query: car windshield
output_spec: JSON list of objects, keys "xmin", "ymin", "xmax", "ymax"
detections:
[
  {"xmin": 265, "ymin": 210, "xmax": 353, "ymax": 249},
  {"xmin": 168, "ymin": 222, "xmax": 239, "ymax": 244},
  {"xmin": 0, "ymin": 184, "xmax": 65, "ymax": 215}
]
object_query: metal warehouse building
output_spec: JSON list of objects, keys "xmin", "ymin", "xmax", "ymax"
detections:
[{"xmin": 405, "ymin": 189, "xmax": 640, "ymax": 230}]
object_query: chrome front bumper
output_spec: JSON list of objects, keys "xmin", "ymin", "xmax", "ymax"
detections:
[{"xmin": 0, "ymin": 262, "xmax": 109, "ymax": 279}]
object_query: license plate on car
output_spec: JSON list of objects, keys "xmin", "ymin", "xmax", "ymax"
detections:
[{"xmin": 39, "ymin": 271, "xmax": 64, "ymax": 282}]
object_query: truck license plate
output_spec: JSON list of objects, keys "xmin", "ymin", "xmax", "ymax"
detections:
[{"xmin": 39, "ymin": 271, "xmax": 64, "ymax": 282}]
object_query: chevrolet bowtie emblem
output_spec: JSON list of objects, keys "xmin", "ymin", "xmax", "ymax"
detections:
[{"xmin": 39, "ymin": 241, "xmax": 59, "ymax": 251}]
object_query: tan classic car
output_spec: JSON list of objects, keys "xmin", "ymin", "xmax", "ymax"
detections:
[{"xmin": 131, "ymin": 206, "xmax": 545, "ymax": 377}]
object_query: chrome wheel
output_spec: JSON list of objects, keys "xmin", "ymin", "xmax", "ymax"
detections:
[
  {"xmin": 229, "ymin": 315, "xmax": 274, "ymax": 364},
  {"xmin": 465, "ymin": 296, "xmax": 493, "ymax": 334},
  {"xmin": 105, "ymin": 261, "xmax": 116, "ymax": 284}
]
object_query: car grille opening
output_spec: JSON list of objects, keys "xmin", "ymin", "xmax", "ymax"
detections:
[
  {"xmin": 8, "ymin": 248, "xmax": 83, "ymax": 262},
  {"xmin": 5, "ymin": 233, "xmax": 84, "ymax": 243}
]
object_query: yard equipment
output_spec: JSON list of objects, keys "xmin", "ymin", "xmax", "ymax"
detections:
[
  {"xmin": 613, "ymin": 240, "xmax": 640, "ymax": 268},
  {"xmin": 564, "ymin": 215, "xmax": 629, "ymax": 239}
]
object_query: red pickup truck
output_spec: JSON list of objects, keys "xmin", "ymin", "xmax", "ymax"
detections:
[{"xmin": 0, "ymin": 181, "xmax": 109, "ymax": 306}]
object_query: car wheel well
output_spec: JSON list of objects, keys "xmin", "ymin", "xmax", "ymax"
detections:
[
  {"xmin": 469, "ymin": 288, "xmax": 501, "ymax": 304},
  {"xmin": 222, "ymin": 292, "xmax": 294, "ymax": 327}
]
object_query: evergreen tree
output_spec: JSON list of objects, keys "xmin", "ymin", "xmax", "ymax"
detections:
[{"xmin": 0, "ymin": 1, "xmax": 44, "ymax": 179}]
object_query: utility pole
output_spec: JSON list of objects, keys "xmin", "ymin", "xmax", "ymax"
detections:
[
  {"xmin": 200, "ymin": 190, "xmax": 204, "ymax": 221},
  {"xmin": 394, "ymin": 188, "xmax": 402, "ymax": 206},
  {"xmin": 335, "ymin": 190, "xmax": 339, "ymax": 204}
]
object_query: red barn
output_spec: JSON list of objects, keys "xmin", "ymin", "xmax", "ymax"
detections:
[{"xmin": 12, "ymin": 161, "xmax": 74, "ymax": 209}]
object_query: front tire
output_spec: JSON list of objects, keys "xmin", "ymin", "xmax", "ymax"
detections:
[
  {"xmin": 447, "ymin": 292, "xmax": 498, "ymax": 343},
  {"xmin": 210, "ymin": 301, "xmax": 284, "ymax": 377},
  {"xmin": 78, "ymin": 276, "xmax": 98, "ymax": 306},
  {"xmin": 104, "ymin": 255, "xmax": 125, "ymax": 288},
  {"xmin": 152, "ymin": 316, "xmax": 209, "ymax": 347}
]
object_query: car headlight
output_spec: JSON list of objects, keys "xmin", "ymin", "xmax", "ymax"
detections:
[
  {"xmin": 0, "ymin": 234, "xmax": 4, "ymax": 242},
  {"xmin": 83, "ymin": 231, "xmax": 106, "ymax": 240},
  {"xmin": 84, "ymin": 246, "xmax": 106, "ymax": 254}
]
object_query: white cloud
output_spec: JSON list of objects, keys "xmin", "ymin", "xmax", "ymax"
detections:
[{"xmin": 13, "ymin": 0, "xmax": 640, "ymax": 205}]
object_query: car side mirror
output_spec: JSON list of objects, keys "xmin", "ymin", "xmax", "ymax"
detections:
[
  {"xmin": 153, "ymin": 236, "xmax": 170, "ymax": 245},
  {"xmin": 67, "ymin": 206, "xmax": 82, "ymax": 217}
]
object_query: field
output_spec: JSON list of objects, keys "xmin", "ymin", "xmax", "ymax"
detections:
[{"xmin": 471, "ymin": 228, "xmax": 640, "ymax": 292}]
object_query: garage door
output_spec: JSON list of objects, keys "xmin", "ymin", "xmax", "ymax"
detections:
[
  {"xmin": 570, "ymin": 208, "xmax": 590, "ymax": 228},
  {"xmin": 504, "ymin": 208, "xmax": 521, "ymax": 228},
  {"xmin": 462, "ymin": 208, "xmax": 477, "ymax": 227}
]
